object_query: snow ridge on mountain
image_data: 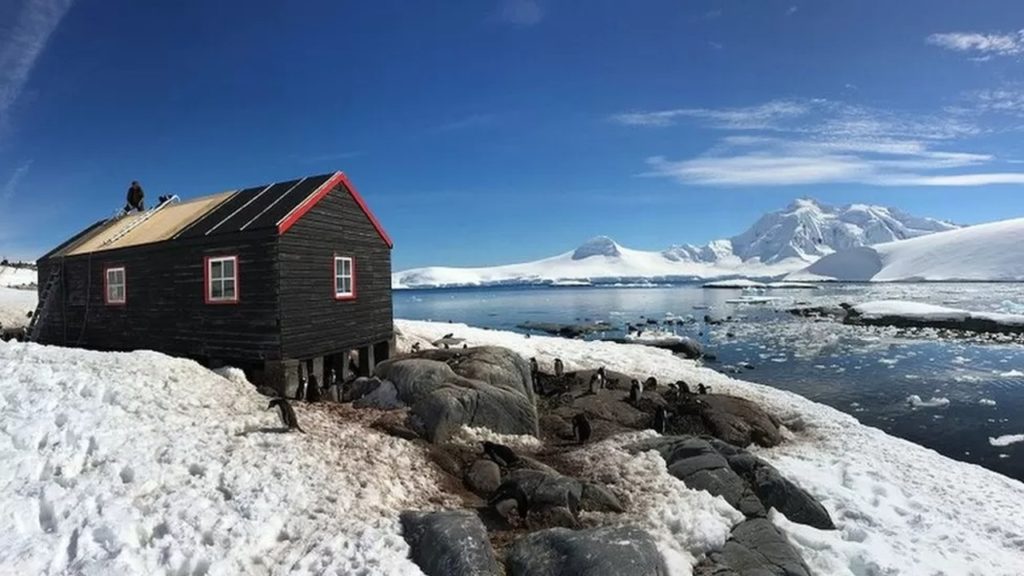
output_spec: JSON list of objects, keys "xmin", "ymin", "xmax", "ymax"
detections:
[
  {"xmin": 392, "ymin": 198, "xmax": 961, "ymax": 288},
  {"xmin": 666, "ymin": 198, "xmax": 958, "ymax": 265}
]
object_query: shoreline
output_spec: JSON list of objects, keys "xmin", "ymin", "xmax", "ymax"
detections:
[{"xmin": 396, "ymin": 318, "xmax": 1024, "ymax": 574}]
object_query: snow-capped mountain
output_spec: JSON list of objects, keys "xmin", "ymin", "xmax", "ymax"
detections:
[
  {"xmin": 663, "ymin": 198, "xmax": 958, "ymax": 265},
  {"xmin": 392, "ymin": 199, "xmax": 961, "ymax": 288},
  {"xmin": 788, "ymin": 217, "xmax": 1024, "ymax": 282}
]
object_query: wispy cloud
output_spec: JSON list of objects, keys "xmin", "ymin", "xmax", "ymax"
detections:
[
  {"xmin": 0, "ymin": 0, "xmax": 74, "ymax": 129},
  {"xmin": 786, "ymin": 5, "xmax": 798, "ymax": 16},
  {"xmin": 611, "ymin": 100, "xmax": 811, "ymax": 129},
  {"xmin": 497, "ymin": 0, "xmax": 543, "ymax": 26},
  {"xmin": 617, "ymin": 98, "xmax": 1023, "ymax": 187},
  {"xmin": 926, "ymin": 29, "xmax": 1024, "ymax": 59},
  {"xmin": 1, "ymin": 160, "xmax": 31, "ymax": 201}
]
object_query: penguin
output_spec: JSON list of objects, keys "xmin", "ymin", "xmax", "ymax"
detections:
[
  {"xmin": 483, "ymin": 441, "xmax": 520, "ymax": 467},
  {"xmin": 268, "ymin": 398, "xmax": 304, "ymax": 432},
  {"xmin": 653, "ymin": 406, "xmax": 667, "ymax": 433},
  {"xmin": 644, "ymin": 376, "xmax": 658, "ymax": 392},
  {"xmin": 411, "ymin": 342, "xmax": 422, "ymax": 353},
  {"xmin": 306, "ymin": 373, "xmax": 322, "ymax": 403},
  {"xmin": 489, "ymin": 483, "xmax": 530, "ymax": 523},
  {"xmin": 530, "ymin": 357, "xmax": 539, "ymax": 374},
  {"xmin": 596, "ymin": 366, "xmax": 607, "ymax": 389},
  {"xmin": 697, "ymin": 383, "xmax": 711, "ymax": 395},
  {"xmin": 442, "ymin": 332, "xmax": 454, "ymax": 339},
  {"xmin": 675, "ymin": 380, "xmax": 691, "ymax": 394},
  {"xmin": 572, "ymin": 413, "xmax": 592, "ymax": 444},
  {"xmin": 462, "ymin": 343, "xmax": 468, "ymax": 349},
  {"xmin": 588, "ymin": 373, "xmax": 600, "ymax": 395},
  {"xmin": 665, "ymin": 383, "xmax": 679, "ymax": 403},
  {"xmin": 629, "ymin": 379, "xmax": 642, "ymax": 405},
  {"xmin": 554, "ymin": 358, "xmax": 564, "ymax": 378}
]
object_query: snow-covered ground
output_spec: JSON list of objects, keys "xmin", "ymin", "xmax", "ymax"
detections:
[
  {"xmin": 791, "ymin": 217, "xmax": 1024, "ymax": 282},
  {"xmin": 0, "ymin": 340, "xmax": 456, "ymax": 575},
  {"xmin": 398, "ymin": 319, "xmax": 1024, "ymax": 576},
  {"xmin": 0, "ymin": 265, "xmax": 37, "ymax": 330},
  {"xmin": 0, "ymin": 265, "xmax": 36, "ymax": 288},
  {"xmin": 0, "ymin": 287, "xmax": 36, "ymax": 330},
  {"xmin": 853, "ymin": 299, "xmax": 1024, "ymax": 326},
  {"xmin": 393, "ymin": 198, "xmax": 957, "ymax": 289}
]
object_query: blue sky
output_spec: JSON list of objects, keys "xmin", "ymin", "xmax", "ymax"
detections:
[{"xmin": 2, "ymin": 0, "xmax": 1024, "ymax": 269}]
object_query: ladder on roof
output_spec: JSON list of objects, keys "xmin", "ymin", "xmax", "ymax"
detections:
[
  {"xmin": 98, "ymin": 195, "xmax": 180, "ymax": 249},
  {"xmin": 27, "ymin": 263, "xmax": 63, "ymax": 342}
]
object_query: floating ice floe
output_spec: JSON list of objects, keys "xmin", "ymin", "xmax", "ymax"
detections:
[
  {"xmin": 906, "ymin": 395, "xmax": 951, "ymax": 408},
  {"xmin": 989, "ymin": 434, "xmax": 1024, "ymax": 447}
]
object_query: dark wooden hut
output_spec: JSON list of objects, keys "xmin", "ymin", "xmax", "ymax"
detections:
[{"xmin": 33, "ymin": 171, "xmax": 393, "ymax": 394}]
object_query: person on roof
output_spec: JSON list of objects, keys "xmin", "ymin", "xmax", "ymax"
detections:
[{"xmin": 125, "ymin": 181, "xmax": 145, "ymax": 213}]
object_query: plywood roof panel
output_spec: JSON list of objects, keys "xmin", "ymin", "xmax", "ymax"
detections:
[{"xmin": 62, "ymin": 192, "xmax": 235, "ymax": 256}]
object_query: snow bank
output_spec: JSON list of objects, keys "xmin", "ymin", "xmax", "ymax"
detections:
[
  {"xmin": 990, "ymin": 434, "xmax": 1024, "ymax": 447},
  {"xmin": 397, "ymin": 319, "xmax": 1024, "ymax": 576},
  {"xmin": 853, "ymin": 300, "xmax": 1024, "ymax": 326},
  {"xmin": 0, "ymin": 341, "xmax": 456, "ymax": 575},
  {"xmin": 791, "ymin": 217, "xmax": 1024, "ymax": 282},
  {"xmin": 0, "ymin": 265, "xmax": 36, "ymax": 288},
  {"xmin": 565, "ymin": 431, "xmax": 742, "ymax": 573},
  {"xmin": 0, "ymin": 287, "xmax": 36, "ymax": 330}
]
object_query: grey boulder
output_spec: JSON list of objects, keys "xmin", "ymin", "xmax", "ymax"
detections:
[
  {"xmin": 400, "ymin": 509, "xmax": 500, "ymax": 576},
  {"xmin": 697, "ymin": 518, "xmax": 810, "ymax": 576},
  {"xmin": 465, "ymin": 459, "xmax": 502, "ymax": 495},
  {"xmin": 632, "ymin": 436, "xmax": 832, "ymax": 529},
  {"xmin": 374, "ymin": 347, "xmax": 539, "ymax": 443},
  {"xmin": 506, "ymin": 526, "xmax": 668, "ymax": 576}
]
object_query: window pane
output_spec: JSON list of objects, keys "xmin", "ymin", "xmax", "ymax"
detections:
[
  {"xmin": 222, "ymin": 259, "xmax": 234, "ymax": 277},
  {"xmin": 211, "ymin": 260, "xmax": 223, "ymax": 278},
  {"xmin": 212, "ymin": 281, "xmax": 224, "ymax": 299},
  {"xmin": 223, "ymin": 279, "xmax": 235, "ymax": 299}
]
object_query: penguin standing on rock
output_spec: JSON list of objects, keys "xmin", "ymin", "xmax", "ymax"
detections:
[
  {"xmin": 268, "ymin": 398, "xmax": 304, "ymax": 432},
  {"xmin": 588, "ymin": 373, "xmax": 600, "ymax": 395},
  {"xmin": 572, "ymin": 413, "xmax": 592, "ymax": 444},
  {"xmin": 653, "ymin": 406, "xmax": 668, "ymax": 433},
  {"xmin": 530, "ymin": 357, "xmax": 539, "ymax": 375},
  {"xmin": 697, "ymin": 383, "xmax": 711, "ymax": 395},
  {"xmin": 489, "ymin": 483, "xmax": 530, "ymax": 524},
  {"xmin": 629, "ymin": 379, "xmax": 642, "ymax": 405},
  {"xmin": 554, "ymin": 358, "xmax": 564, "ymax": 378},
  {"xmin": 596, "ymin": 366, "xmax": 607, "ymax": 389},
  {"xmin": 644, "ymin": 376, "xmax": 658, "ymax": 392}
]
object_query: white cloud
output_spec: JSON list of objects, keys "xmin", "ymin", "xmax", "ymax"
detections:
[
  {"xmin": 926, "ymin": 30, "xmax": 1024, "ymax": 58},
  {"xmin": 787, "ymin": 5, "xmax": 798, "ymax": 15},
  {"xmin": 497, "ymin": 0, "xmax": 543, "ymax": 26},
  {"xmin": 625, "ymin": 98, "xmax": 1023, "ymax": 188},
  {"xmin": 0, "ymin": 0, "xmax": 74, "ymax": 128}
]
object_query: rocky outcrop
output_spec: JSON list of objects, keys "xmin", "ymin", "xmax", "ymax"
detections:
[
  {"xmin": 371, "ymin": 347, "xmax": 539, "ymax": 443},
  {"xmin": 632, "ymin": 436, "xmax": 834, "ymax": 530},
  {"xmin": 400, "ymin": 510, "xmax": 501, "ymax": 576},
  {"xmin": 670, "ymin": 394, "xmax": 785, "ymax": 448},
  {"xmin": 696, "ymin": 519, "xmax": 810, "ymax": 576},
  {"xmin": 506, "ymin": 526, "xmax": 668, "ymax": 576}
]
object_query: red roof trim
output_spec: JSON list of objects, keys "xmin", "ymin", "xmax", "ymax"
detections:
[{"xmin": 276, "ymin": 171, "xmax": 394, "ymax": 248}]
